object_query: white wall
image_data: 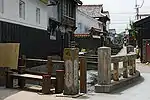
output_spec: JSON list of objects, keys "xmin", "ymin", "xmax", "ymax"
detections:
[
  {"xmin": 48, "ymin": 5, "xmax": 58, "ymax": 21},
  {"xmin": 0, "ymin": 0, "xmax": 48, "ymax": 30},
  {"xmin": 75, "ymin": 9, "xmax": 103, "ymax": 34}
]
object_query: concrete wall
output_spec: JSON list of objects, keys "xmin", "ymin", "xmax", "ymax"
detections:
[
  {"xmin": 75, "ymin": 9, "xmax": 102, "ymax": 34},
  {"xmin": 0, "ymin": 0, "xmax": 48, "ymax": 30}
]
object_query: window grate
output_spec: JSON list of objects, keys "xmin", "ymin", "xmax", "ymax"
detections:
[
  {"xmin": 19, "ymin": 0, "xmax": 25, "ymax": 19},
  {"xmin": 36, "ymin": 8, "xmax": 40, "ymax": 24}
]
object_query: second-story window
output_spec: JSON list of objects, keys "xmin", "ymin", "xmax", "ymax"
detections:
[
  {"xmin": 0, "ymin": 0, "xmax": 4, "ymax": 13},
  {"xmin": 36, "ymin": 8, "xmax": 40, "ymax": 24},
  {"xmin": 19, "ymin": 0, "xmax": 25, "ymax": 19},
  {"xmin": 61, "ymin": 0, "xmax": 74, "ymax": 18}
]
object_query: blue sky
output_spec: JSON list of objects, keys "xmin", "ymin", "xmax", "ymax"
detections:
[{"xmin": 81, "ymin": 0, "xmax": 150, "ymax": 33}]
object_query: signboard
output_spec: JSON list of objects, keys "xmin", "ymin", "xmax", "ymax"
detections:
[
  {"xmin": 0, "ymin": 43, "xmax": 20, "ymax": 69},
  {"xmin": 63, "ymin": 48, "xmax": 72, "ymax": 60}
]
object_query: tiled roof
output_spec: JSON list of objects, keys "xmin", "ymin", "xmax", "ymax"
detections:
[{"xmin": 78, "ymin": 5, "xmax": 106, "ymax": 18}]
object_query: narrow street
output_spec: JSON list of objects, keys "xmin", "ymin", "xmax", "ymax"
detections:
[
  {"xmin": 0, "ymin": 0, "xmax": 150, "ymax": 99},
  {"xmin": 1, "ymin": 46, "xmax": 150, "ymax": 100}
]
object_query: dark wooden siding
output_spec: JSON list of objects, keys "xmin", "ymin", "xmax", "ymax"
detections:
[
  {"xmin": 134, "ymin": 16, "xmax": 150, "ymax": 62},
  {"xmin": 0, "ymin": 20, "xmax": 62, "ymax": 59}
]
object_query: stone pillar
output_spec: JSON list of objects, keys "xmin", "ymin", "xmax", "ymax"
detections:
[
  {"xmin": 123, "ymin": 61, "xmax": 128, "ymax": 78},
  {"xmin": 129, "ymin": 60, "xmax": 134, "ymax": 75},
  {"xmin": 63, "ymin": 48, "xmax": 79, "ymax": 95},
  {"xmin": 95, "ymin": 47, "xmax": 111, "ymax": 93},
  {"xmin": 113, "ymin": 62, "xmax": 119, "ymax": 81},
  {"xmin": 133, "ymin": 59, "xmax": 136, "ymax": 73},
  {"xmin": 127, "ymin": 45, "xmax": 134, "ymax": 75},
  {"xmin": 97, "ymin": 47, "xmax": 111, "ymax": 85}
]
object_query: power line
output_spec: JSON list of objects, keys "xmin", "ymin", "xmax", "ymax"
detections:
[
  {"xmin": 139, "ymin": 0, "xmax": 144, "ymax": 8},
  {"xmin": 110, "ymin": 13, "xmax": 135, "ymax": 14},
  {"xmin": 111, "ymin": 20, "xmax": 129, "ymax": 22}
]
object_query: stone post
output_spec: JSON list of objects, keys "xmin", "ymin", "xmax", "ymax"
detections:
[
  {"xmin": 97, "ymin": 47, "xmax": 111, "ymax": 85},
  {"xmin": 127, "ymin": 45, "xmax": 134, "ymax": 75},
  {"xmin": 95, "ymin": 47, "xmax": 111, "ymax": 93},
  {"xmin": 63, "ymin": 48, "xmax": 79, "ymax": 95},
  {"xmin": 113, "ymin": 62, "xmax": 119, "ymax": 81},
  {"xmin": 123, "ymin": 61, "xmax": 128, "ymax": 78},
  {"xmin": 133, "ymin": 59, "xmax": 136, "ymax": 73},
  {"xmin": 129, "ymin": 60, "xmax": 134, "ymax": 75}
]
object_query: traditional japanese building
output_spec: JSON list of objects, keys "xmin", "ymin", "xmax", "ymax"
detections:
[{"xmin": 0, "ymin": 0, "xmax": 82, "ymax": 59}]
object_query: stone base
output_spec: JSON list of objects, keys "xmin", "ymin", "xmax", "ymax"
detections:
[{"xmin": 95, "ymin": 71, "xmax": 141, "ymax": 93}]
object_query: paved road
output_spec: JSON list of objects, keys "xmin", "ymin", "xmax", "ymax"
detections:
[{"xmin": 0, "ymin": 87, "xmax": 19, "ymax": 100}]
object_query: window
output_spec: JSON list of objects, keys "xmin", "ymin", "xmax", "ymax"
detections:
[
  {"xmin": 0, "ymin": 0, "xmax": 4, "ymax": 13},
  {"xmin": 61, "ymin": 0, "xmax": 74, "ymax": 17},
  {"xmin": 36, "ymin": 8, "xmax": 40, "ymax": 24},
  {"xmin": 19, "ymin": 0, "xmax": 25, "ymax": 19}
]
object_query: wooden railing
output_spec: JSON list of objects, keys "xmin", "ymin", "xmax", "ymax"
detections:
[{"xmin": 18, "ymin": 55, "xmax": 87, "ymax": 93}]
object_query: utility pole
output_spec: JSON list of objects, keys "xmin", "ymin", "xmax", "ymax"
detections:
[
  {"xmin": 135, "ymin": 0, "xmax": 139, "ymax": 20},
  {"xmin": 135, "ymin": 0, "xmax": 145, "ymax": 20}
]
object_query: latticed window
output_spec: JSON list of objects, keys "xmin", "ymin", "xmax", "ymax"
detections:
[{"xmin": 59, "ymin": 0, "xmax": 75, "ymax": 19}]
